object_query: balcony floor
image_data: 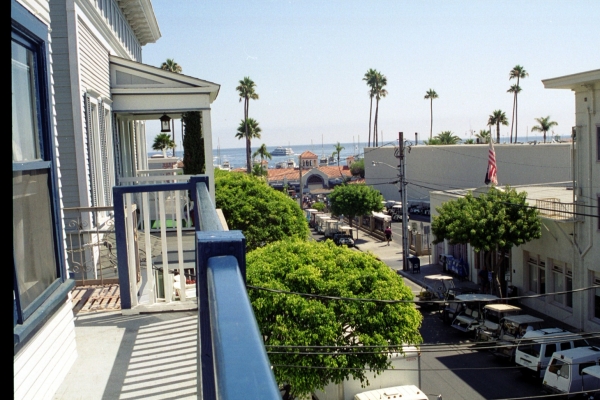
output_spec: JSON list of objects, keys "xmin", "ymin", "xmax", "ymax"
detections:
[{"xmin": 54, "ymin": 310, "xmax": 198, "ymax": 400}]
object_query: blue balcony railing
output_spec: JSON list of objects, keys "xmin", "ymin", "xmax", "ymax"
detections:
[{"xmin": 113, "ymin": 176, "xmax": 279, "ymax": 399}]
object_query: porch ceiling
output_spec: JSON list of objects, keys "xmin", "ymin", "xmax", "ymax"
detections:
[{"xmin": 109, "ymin": 55, "xmax": 220, "ymax": 116}]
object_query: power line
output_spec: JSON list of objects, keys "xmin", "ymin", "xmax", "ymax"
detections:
[{"xmin": 247, "ymin": 284, "xmax": 598, "ymax": 305}]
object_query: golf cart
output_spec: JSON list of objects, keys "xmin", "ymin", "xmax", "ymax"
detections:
[
  {"xmin": 450, "ymin": 294, "xmax": 499, "ymax": 334},
  {"xmin": 416, "ymin": 274, "xmax": 455, "ymax": 309},
  {"xmin": 475, "ymin": 304, "xmax": 523, "ymax": 342},
  {"xmin": 440, "ymin": 288, "xmax": 479, "ymax": 324},
  {"xmin": 490, "ymin": 314, "xmax": 544, "ymax": 361}
]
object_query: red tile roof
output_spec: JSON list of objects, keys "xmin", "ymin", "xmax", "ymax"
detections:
[
  {"xmin": 317, "ymin": 166, "xmax": 352, "ymax": 178},
  {"xmin": 299, "ymin": 151, "xmax": 318, "ymax": 158}
]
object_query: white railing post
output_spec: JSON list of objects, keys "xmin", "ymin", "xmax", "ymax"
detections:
[
  {"xmin": 125, "ymin": 193, "xmax": 138, "ymax": 308},
  {"xmin": 142, "ymin": 192, "xmax": 155, "ymax": 305},
  {"xmin": 158, "ymin": 191, "xmax": 173, "ymax": 302}
]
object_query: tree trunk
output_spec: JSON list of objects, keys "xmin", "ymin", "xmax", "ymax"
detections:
[
  {"xmin": 510, "ymin": 93, "xmax": 516, "ymax": 144},
  {"xmin": 496, "ymin": 123, "xmax": 500, "ymax": 144},
  {"xmin": 374, "ymin": 98, "xmax": 380, "ymax": 147},
  {"xmin": 368, "ymin": 97, "xmax": 373, "ymax": 147},
  {"xmin": 430, "ymin": 98, "xmax": 433, "ymax": 140}
]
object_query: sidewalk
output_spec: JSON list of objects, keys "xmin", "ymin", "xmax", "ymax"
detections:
[{"xmin": 352, "ymin": 230, "xmax": 585, "ymax": 335}]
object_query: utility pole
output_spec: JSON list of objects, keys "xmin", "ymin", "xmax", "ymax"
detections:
[{"xmin": 397, "ymin": 132, "xmax": 410, "ymax": 271}]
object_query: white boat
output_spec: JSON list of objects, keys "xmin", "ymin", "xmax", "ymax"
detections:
[
  {"xmin": 271, "ymin": 146, "xmax": 294, "ymax": 156},
  {"xmin": 275, "ymin": 159, "xmax": 297, "ymax": 169}
]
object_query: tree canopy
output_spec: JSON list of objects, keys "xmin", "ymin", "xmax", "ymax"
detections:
[
  {"xmin": 329, "ymin": 184, "xmax": 383, "ymax": 232},
  {"xmin": 531, "ymin": 116, "xmax": 558, "ymax": 143},
  {"xmin": 431, "ymin": 187, "xmax": 541, "ymax": 296},
  {"xmin": 350, "ymin": 159, "xmax": 364, "ymax": 178},
  {"xmin": 424, "ymin": 88, "xmax": 439, "ymax": 140},
  {"xmin": 182, "ymin": 111, "xmax": 205, "ymax": 175},
  {"xmin": 488, "ymin": 110, "xmax": 508, "ymax": 144},
  {"xmin": 214, "ymin": 171, "xmax": 309, "ymax": 250},
  {"xmin": 247, "ymin": 239, "xmax": 422, "ymax": 399},
  {"xmin": 152, "ymin": 133, "xmax": 175, "ymax": 156},
  {"xmin": 236, "ymin": 77, "xmax": 259, "ymax": 173},
  {"xmin": 433, "ymin": 130, "xmax": 461, "ymax": 145}
]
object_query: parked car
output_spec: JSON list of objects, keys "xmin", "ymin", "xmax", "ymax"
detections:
[
  {"xmin": 515, "ymin": 328, "xmax": 590, "ymax": 379},
  {"xmin": 543, "ymin": 346, "xmax": 600, "ymax": 396}
]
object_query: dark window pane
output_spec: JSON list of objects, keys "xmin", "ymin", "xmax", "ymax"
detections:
[{"xmin": 13, "ymin": 170, "xmax": 58, "ymax": 310}]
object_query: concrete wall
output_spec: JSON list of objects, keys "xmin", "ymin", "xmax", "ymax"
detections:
[{"xmin": 365, "ymin": 143, "xmax": 572, "ymax": 204}]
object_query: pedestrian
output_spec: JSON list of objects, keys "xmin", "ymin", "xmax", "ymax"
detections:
[
  {"xmin": 478, "ymin": 267, "xmax": 489, "ymax": 294},
  {"xmin": 384, "ymin": 226, "xmax": 392, "ymax": 246}
]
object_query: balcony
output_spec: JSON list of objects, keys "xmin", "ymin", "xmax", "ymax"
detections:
[
  {"xmin": 55, "ymin": 176, "xmax": 279, "ymax": 399},
  {"xmin": 536, "ymin": 198, "xmax": 583, "ymax": 222}
]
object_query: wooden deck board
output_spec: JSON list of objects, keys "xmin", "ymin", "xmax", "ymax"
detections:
[{"xmin": 71, "ymin": 284, "xmax": 121, "ymax": 314}]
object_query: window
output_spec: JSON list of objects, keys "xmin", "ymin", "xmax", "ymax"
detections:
[
  {"xmin": 527, "ymin": 253, "xmax": 545, "ymax": 294},
  {"xmin": 552, "ymin": 260, "xmax": 573, "ymax": 309},
  {"xmin": 85, "ymin": 94, "xmax": 115, "ymax": 212},
  {"xmin": 12, "ymin": 0, "xmax": 68, "ymax": 330}
]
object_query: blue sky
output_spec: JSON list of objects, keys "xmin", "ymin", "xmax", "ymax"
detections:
[{"xmin": 143, "ymin": 0, "xmax": 600, "ymax": 150}]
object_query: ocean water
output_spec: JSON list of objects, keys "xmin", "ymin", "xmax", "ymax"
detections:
[{"xmin": 149, "ymin": 136, "xmax": 560, "ymax": 170}]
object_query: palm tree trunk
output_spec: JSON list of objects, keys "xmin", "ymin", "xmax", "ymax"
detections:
[
  {"xmin": 374, "ymin": 98, "xmax": 380, "ymax": 147},
  {"xmin": 245, "ymin": 99, "xmax": 251, "ymax": 173},
  {"xmin": 514, "ymin": 94, "xmax": 518, "ymax": 143},
  {"xmin": 430, "ymin": 98, "xmax": 433, "ymax": 140},
  {"xmin": 510, "ymin": 93, "xmax": 516, "ymax": 144},
  {"xmin": 496, "ymin": 123, "xmax": 500, "ymax": 144},
  {"xmin": 368, "ymin": 98, "xmax": 373, "ymax": 147}
]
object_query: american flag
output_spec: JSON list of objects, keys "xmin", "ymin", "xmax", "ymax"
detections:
[{"xmin": 484, "ymin": 139, "xmax": 498, "ymax": 185}]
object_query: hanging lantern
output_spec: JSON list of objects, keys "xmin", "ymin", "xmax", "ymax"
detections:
[{"xmin": 160, "ymin": 114, "xmax": 171, "ymax": 132}]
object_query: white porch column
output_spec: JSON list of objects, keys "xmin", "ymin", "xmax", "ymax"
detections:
[{"xmin": 202, "ymin": 109, "xmax": 215, "ymax": 204}]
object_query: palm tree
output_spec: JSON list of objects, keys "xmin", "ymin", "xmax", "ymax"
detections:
[
  {"xmin": 424, "ymin": 89, "xmax": 439, "ymax": 140},
  {"xmin": 507, "ymin": 84, "xmax": 522, "ymax": 141},
  {"xmin": 160, "ymin": 59, "xmax": 182, "ymax": 142},
  {"xmin": 475, "ymin": 129, "xmax": 491, "ymax": 144},
  {"xmin": 363, "ymin": 69, "xmax": 378, "ymax": 147},
  {"xmin": 236, "ymin": 77, "xmax": 259, "ymax": 173},
  {"xmin": 161, "ymin": 58, "xmax": 182, "ymax": 73},
  {"xmin": 372, "ymin": 71, "xmax": 388, "ymax": 147},
  {"xmin": 488, "ymin": 110, "xmax": 508, "ymax": 143},
  {"xmin": 252, "ymin": 143, "xmax": 272, "ymax": 165},
  {"xmin": 531, "ymin": 116, "xmax": 558, "ymax": 143},
  {"xmin": 152, "ymin": 133, "xmax": 175, "ymax": 157},
  {"xmin": 509, "ymin": 65, "xmax": 528, "ymax": 143},
  {"xmin": 236, "ymin": 118, "xmax": 262, "ymax": 170},
  {"xmin": 423, "ymin": 138, "xmax": 441, "ymax": 145},
  {"xmin": 333, "ymin": 142, "xmax": 345, "ymax": 166},
  {"xmin": 434, "ymin": 131, "xmax": 461, "ymax": 145}
]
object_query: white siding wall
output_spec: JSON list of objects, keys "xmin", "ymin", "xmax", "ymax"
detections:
[
  {"xmin": 365, "ymin": 144, "xmax": 572, "ymax": 203},
  {"xmin": 78, "ymin": 17, "xmax": 111, "ymax": 98},
  {"xmin": 14, "ymin": 300, "xmax": 77, "ymax": 400},
  {"xmin": 13, "ymin": 1, "xmax": 77, "ymax": 397}
]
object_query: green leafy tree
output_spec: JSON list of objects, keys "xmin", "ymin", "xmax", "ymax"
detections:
[
  {"xmin": 475, "ymin": 129, "xmax": 491, "ymax": 144},
  {"xmin": 464, "ymin": 138, "xmax": 475, "ymax": 144},
  {"xmin": 433, "ymin": 130, "xmax": 461, "ymax": 145},
  {"xmin": 488, "ymin": 110, "xmax": 508, "ymax": 144},
  {"xmin": 372, "ymin": 71, "xmax": 388, "ymax": 147},
  {"xmin": 349, "ymin": 158, "xmax": 364, "ymax": 178},
  {"xmin": 247, "ymin": 239, "xmax": 422, "ymax": 399},
  {"xmin": 432, "ymin": 187, "xmax": 541, "ymax": 297},
  {"xmin": 152, "ymin": 133, "xmax": 175, "ymax": 157},
  {"xmin": 251, "ymin": 163, "xmax": 267, "ymax": 178},
  {"xmin": 181, "ymin": 111, "xmax": 205, "ymax": 174},
  {"xmin": 531, "ymin": 116, "xmax": 558, "ymax": 143},
  {"xmin": 236, "ymin": 77, "xmax": 259, "ymax": 173},
  {"xmin": 363, "ymin": 68, "xmax": 378, "ymax": 147},
  {"xmin": 333, "ymin": 142, "xmax": 345, "ymax": 166},
  {"xmin": 236, "ymin": 118, "xmax": 262, "ymax": 169},
  {"xmin": 509, "ymin": 65, "xmax": 528, "ymax": 143},
  {"xmin": 423, "ymin": 138, "xmax": 441, "ymax": 145},
  {"xmin": 215, "ymin": 171, "xmax": 309, "ymax": 250},
  {"xmin": 424, "ymin": 89, "xmax": 439, "ymax": 140},
  {"xmin": 312, "ymin": 201, "xmax": 326, "ymax": 211},
  {"xmin": 329, "ymin": 184, "xmax": 384, "ymax": 237}
]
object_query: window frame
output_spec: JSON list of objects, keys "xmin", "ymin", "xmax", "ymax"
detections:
[{"xmin": 12, "ymin": 0, "xmax": 71, "ymax": 339}]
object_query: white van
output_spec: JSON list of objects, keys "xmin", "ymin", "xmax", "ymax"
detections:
[
  {"xmin": 515, "ymin": 328, "xmax": 590, "ymax": 379},
  {"xmin": 354, "ymin": 385, "xmax": 428, "ymax": 400},
  {"xmin": 543, "ymin": 346, "xmax": 600, "ymax": 396}
]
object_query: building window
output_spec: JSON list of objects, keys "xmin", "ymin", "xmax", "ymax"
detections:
[
  {"xmin": 527, "ymin": 254, "xmax": 545, "ymax": 295},
  {"xmin": 551, "ymin": 260, "xmax": 572, "ymax": 309},
  {"xmin": 12, "ymin": 1, "xmax": 65, "ymax": 326}
]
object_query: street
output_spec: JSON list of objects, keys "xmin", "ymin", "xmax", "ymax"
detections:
[{"xmin": 311, "ymin": 221, "xmax": 555, "ymax": 400}]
